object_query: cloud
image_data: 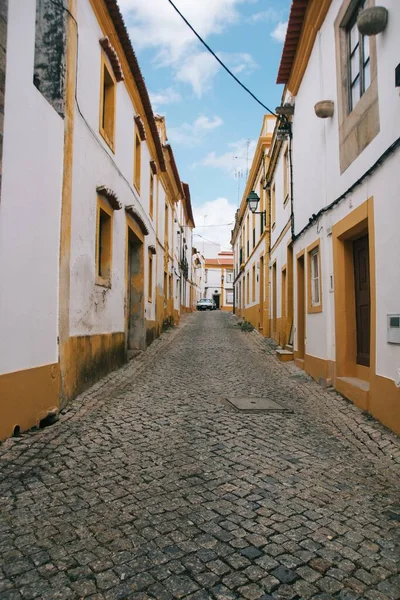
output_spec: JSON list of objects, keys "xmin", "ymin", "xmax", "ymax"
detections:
[
  {"xmin": 248, "ymin": 8, "xmax": 280, "ymax": 23},
  {"xmin": 193, "ymin": 197, "xmax": 236, "ymax": 252},
  {"xmin": 121, "ymin": 0, "xmax": 257, "ymax": 95},
  {"xmin": 121, "ymin": 0, "xmax": 245, "ymax": 65},
  {"xmin": 271, "ymin": 21, "xmax": 288, "ymax": 43},
  {"xmin": 195, "ymin": 139, "xmax": 257, "ymax": 175},
  {"xmin": 219, "ymin": 52, "xmax": 258, "ymax": 76},
  {"xmin": 168, "ymin": 114, "xmax": 223, "ymax": 146},
  {"xmin": 149, "ymin": 88, "xmax": 181, "ymax": 108},
  {"xmin": 175, "ymin": 52, "xmax": 220, "ymax": 97}
]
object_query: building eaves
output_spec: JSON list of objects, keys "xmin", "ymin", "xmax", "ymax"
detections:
[
  {"xmin": 104, "ymin": 0, "xmax": 166, "ymax": 172},
  {"xmin": 164, "ymin": 143, "xmax": 184, "ymax": 199},
  {"xmin": 182, "ymin": 182, "xmax": 195, "ymax": 228},
  {"xmin": 276, "ymin": 0, "xmax": 309, "ymax": 84}
]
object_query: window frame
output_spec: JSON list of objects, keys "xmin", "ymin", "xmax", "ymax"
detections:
[
  {"xmin": 307, "ymin": 240, "xmax": 322, "ymax": 314},
  {"xmin": 95, "ymin": 196, "xmax": 113, "ymax": 288},
  {"xmin": 99, "ymin": 53, "xmax": 116, "ymax": 152},
  {"xmin": 347, "ymin": 1, "xmax": 370, "ymax": 113}
]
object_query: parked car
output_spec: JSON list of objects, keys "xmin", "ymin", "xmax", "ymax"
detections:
[{"xmin": 196, "ymin": 298, "xmax": 214, "ymax": 311}]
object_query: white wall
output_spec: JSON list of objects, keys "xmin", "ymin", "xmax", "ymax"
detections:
[
  {"xmin": 292, "ymin": 0, "xmax": 400, "ymax": 235},
  {"xmin": 291, "ymin": 0, "xmax": 400, "ymax": 382},
  {"xmin": 0, "ymin": 1, "xmax": 63, "ymax": 374},
  {"xmin": 69, "ymin": 0, "xmax": 158, "ymax": 336}
]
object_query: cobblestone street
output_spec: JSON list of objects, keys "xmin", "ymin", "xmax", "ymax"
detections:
[{"xmin": 1, "ymin": 312, "xmax": 399, "ymax": 600}]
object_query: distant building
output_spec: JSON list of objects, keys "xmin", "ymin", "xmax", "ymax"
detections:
[{"xmin": 204, "ymin": 251, "xmax": 234, "ymax": 310}]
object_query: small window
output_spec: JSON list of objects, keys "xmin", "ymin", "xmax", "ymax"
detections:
[
  {"xmin": 96, "ymin": 201, "xmax": 113, "ymax": 287},
  {"xmin": 164, "ymin": 203, "xmax": 169, "ymax": 244},
  {"xmin": 252, "ymin": 265, "xmax": 256, "ymax": 302},
  {"xmin": 246, "ymin": 273, "xmax": 250, "ymax": 305},
  {"xmin": 226, "ymin": 291, "xmax": 233, "ymax": 304},
  {"xmin": 310, "ymin": 248, "xmax": 320, "ymax": 306},
  {"xmin": 347, "ymin": 2, "xmax": 370, "ymax": 113},
  {"xmin": 226, "ymin": 272, "xmax": 233, "ymax": 283},
  {"xmin": 134, "ymin": 129, "xmax": 141, "ymax": 191},
  {"xmin": 100, "ymin": 57, "xmax": 116, "ymax": 150},
  {"xmin": 148, "ymin": 252, "xmax": 153, "ymax": 302},
  {"xmin": 149, "ymin": 172, "xmax": 154, "ymax": 219}
]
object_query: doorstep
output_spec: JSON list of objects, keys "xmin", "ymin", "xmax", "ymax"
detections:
[
  {"xmin": 336, "ymin": 376, "xmax": 370, "ymax": 411},
  {"xmin": 276, "ymin": 348, "xmax": 294, "ymax": 362}
]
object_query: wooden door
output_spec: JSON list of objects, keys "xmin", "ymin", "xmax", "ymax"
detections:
[{"xmin": 353, "ymin": 235, "xmax": 370, "ymax": 367}]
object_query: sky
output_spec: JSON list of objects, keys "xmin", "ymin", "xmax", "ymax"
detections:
[{"xmin": 119, "ymin": 0, "xmax": 291, "ymax": 255}]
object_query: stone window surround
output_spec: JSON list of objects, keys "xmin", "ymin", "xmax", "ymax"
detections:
[{"xmin": 334, "ymin": 0, "xmax": 379, "ymax": 174}]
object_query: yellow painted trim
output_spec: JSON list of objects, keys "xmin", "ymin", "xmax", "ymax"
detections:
[
  {"xmin": 0, "ymin": 363, "xmax": 60, "ymax": 441},
  {"xmin": 287, "ymin": 0, "xmax": 332, "ymax": 96},
  {"xmin": 307, "ymin": 238, "xmax": 323, "ymax": 314},
  {"xmin": 59, "ymin": 0, "xmax": 77, "ymax": 406},
  {"xmin": 99, "ymin": 51, "xmax": 116, "ymax": 152}
]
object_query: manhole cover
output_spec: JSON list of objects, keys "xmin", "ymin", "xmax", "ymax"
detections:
[{"xmin": 224, "ymin": 397, "xmax": 292, "ymax": 413}]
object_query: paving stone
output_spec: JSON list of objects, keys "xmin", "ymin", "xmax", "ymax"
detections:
[
  {"xmin": 271, "ymin": 566, "xmax": 299, "ymax": 584},
  {"xmin": 0, "ymin": 312, "xmax": 399, "ymax": 600}
]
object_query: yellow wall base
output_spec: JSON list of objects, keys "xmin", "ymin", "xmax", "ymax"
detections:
[
  {"xmin": 0, "ymin": 363, "xmax": 60, "ymax": 441},
  {"xmin": 61, "ymin": 332, "xmax": 126, "ymax": 405},
  {"xmin": 370, "ymin": 374, "xmax": 400, "ymax": 435}
]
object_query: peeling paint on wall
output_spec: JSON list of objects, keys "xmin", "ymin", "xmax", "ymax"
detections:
[{"xmin": 34, "ymin": 0, "xmax": 67, "ymax": 117}]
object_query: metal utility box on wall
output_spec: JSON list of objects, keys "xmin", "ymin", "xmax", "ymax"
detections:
[{"xmin": 387, "ymin": 315, "xmax": 400, "ymax": 344}]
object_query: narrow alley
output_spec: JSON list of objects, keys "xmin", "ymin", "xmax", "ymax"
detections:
[{"xmin": 1, "ymin": 312, "xmax": 399, "ymax": 600}]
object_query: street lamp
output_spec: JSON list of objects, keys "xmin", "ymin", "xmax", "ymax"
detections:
[{"xmin": 246, "ymin": 191, "xmax": 266, "ymax": 227}]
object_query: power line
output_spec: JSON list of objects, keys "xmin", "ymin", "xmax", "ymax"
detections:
[
  {"xmin": 166, "ymin": 0, "xmax": 277, "ymax": 118},
  {"xmin": 195, "ymin": 223, "xmax": 234, "ymax": 228},
  {"xmin": 193, "ymin": 233, "xmax": 223, "ymax": 246}
]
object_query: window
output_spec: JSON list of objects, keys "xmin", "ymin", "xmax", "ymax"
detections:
[
  {"xmin": 307, "ymin": 241, "xmax": 322, "ymax": 313},
  {"xmin": 226, "ymin": 271, "xmax": 233, "ymax": 283},
  {"xmin": 271, "ymin": 184, "xmax": 276, "ymax": 229},
  {"xmin": 253, "ymin": 228, "xmax": 256, "ymax": 249},
  {"xmin": 347, "ymin": 2, "xmax": 370, "ymax": 113},
  {"xmin": 259, "ymin": 181, "xmax": 265, "ymax": 233},
  {"xmin": 335, "ymin": 0, "xmax": 379, "ymax": 172},
  {"xmin": 99, "ymin": 56, "xmax": 116, "ymax": 150},
  {"xmin": 149, "ymin": 172, "xmax": 154, "ymax": 219},
  {"xmin": 96, "ymin": 199, "xmax": 113, "ymax": 287},
  {"xmin": 164, "ymin": 203, "xmax": 169, "ymax": 245},
  {"xmin": 283, "ymin": 146, "xmax": 289, "ymax": 205},
  {"xmin": 169, "ymin": 274, "xmax": 173, "ymax": 299},
  {"xmin": 148, "ymin": 252, "xmax": 153, "ymax": 302},
  {"xmin": 134, "ymin": 129, "xmax": 141, "ymax": 191},
  {"xmin": 226, "ymin": 291, "xmax": 233, "ymax": 304},
  {"xmin": 164, "ymin": 271, "xmax": 168, "ymax": 299},
  {"xmin": 281, "ymin": 267, "xmax": 287, "ymax": 318},
  {"xmin": 252, "ymin": 265, "xmax": 256, "ymax": 302},
  {"xmin": 246, "ymin": 214, "xmax": 250, "ymax": 258},
  {"xmin": 246, "ymin": 273, "xmax": 249, "ymax": 305}
]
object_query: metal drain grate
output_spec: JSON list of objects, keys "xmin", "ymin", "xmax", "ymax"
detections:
[{"xmin": 224, "ymin": 396, "xmax": 292, "ymax": 413}]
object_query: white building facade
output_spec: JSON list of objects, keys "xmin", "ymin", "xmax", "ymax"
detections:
[
  {"xmin": 0, "ymin": 0, "xmax": 195, "ymax": 441},
  {"xmin": 274, "ymin": 0, "xmax": 400, "ymax": 432}
]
